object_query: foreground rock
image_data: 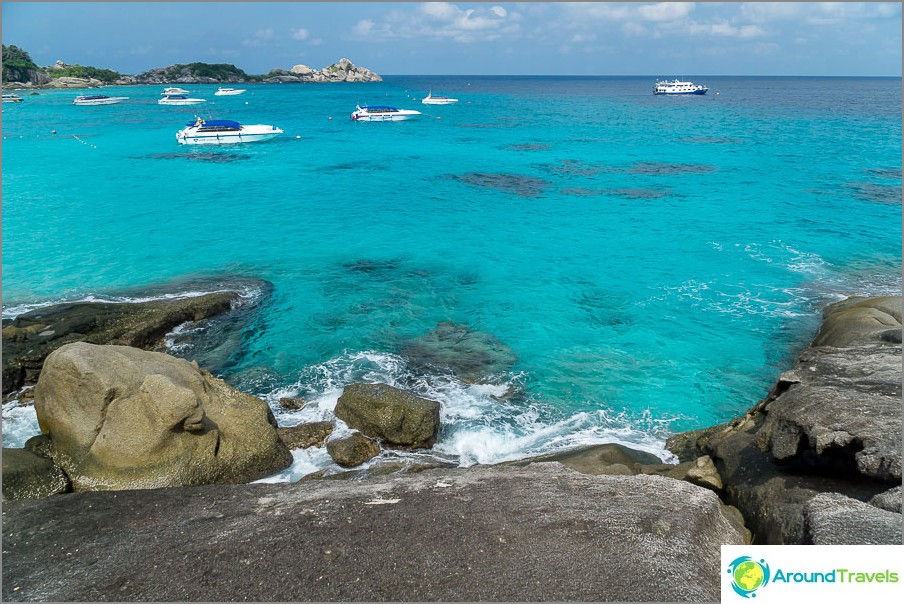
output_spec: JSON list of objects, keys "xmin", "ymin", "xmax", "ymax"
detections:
[
  {"xmin": 2, "ymin": 291, "xmax": 242, "ymax": 396},
  {"xmin": 34, "ymin": 343, "xmax": 292, "ymax": 490},
  {"xmin": 276, "ymin": 421, "xmax": 333, "ymax": 450},
  {"xmin": 804, "ymin": 492, "xmax": 902, "ymax": 545},
  {"xmin": 334, "ymin": 383, "xmax": 440, "ymax": 448},
  {"xmin": 668, "ymin": 295, "xmax": 902, "ymax": 544},
  {"xmin": 1, "ymin": 448, "xmax": 70, "ymax": 501},
  {"xmin": 1, "ymin": 463, "xmax": 745, "ymax": 602},
  {"xmin": 326, "ymin": 432, "xmax": 380, "ymax": 467}
]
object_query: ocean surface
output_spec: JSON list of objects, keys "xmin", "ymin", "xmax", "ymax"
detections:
[{"xmin": 2, "ymin": 76, "xmax": 901, "ymax": 478}]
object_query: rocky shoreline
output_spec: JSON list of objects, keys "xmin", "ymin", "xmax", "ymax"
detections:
[{"xmin": 1, "ymin": 287, "xmax": 901, "ymax": 601}]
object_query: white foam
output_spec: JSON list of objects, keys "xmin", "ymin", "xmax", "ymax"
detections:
[{"xmin": 2, "ymin": 401, "xmax": 41, "ymax": 448}]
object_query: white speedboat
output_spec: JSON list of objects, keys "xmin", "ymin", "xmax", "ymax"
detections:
[
  {"xmin": 73, "ymin": 95, "xmax": 129, "ymax": 106},
  {"xmin": 653, "ymin": 79, "xmax": 708, "ymax": 95},
  {"xmin": 158, "ymin": 94, "xmax": 207, "ymax": 106},
  {"xmin": 421, "ymin": 92, "xmax": 458, "ymax": 105},
  {"xmin": 350, "ymin": 105, "xmax": 422, "ymax": 122},
  {"xmin": 214, "ymin": 87, "xmax": 246, "ymax": 96},
  {"xmin": 161, "ymin": 87, "xmax": 190, "ymax": 95},
  {"xmin": 176, "ymin": 118, "xmax": 283, "ymax": 145},
  {"xmin": 2, "ymin": 93, "xmax": 23, "ymax": 103}
]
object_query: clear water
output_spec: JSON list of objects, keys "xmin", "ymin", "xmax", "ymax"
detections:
[{"xmin": 2, "ymin": 76, "xmax": 901, "ymax": 470}]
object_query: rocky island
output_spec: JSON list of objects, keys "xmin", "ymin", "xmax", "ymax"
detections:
[
  {"xmin": 1, "ymin": 44, "xmax": 381, "ymax": 89},
  {"xmin": 2, "ymin": 280, "xmax": 900, "ymax": 600}
]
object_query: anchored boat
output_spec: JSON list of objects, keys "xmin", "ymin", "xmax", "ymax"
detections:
[
  {"xmin": 350, "ymin": 105, "xmax": 422, "ymax": 122},
  {"xmin": 73, "ymin": 95, "xmax": 129, "ymax": 106},
  {"xmin": 176, "ymin": 117, "xmax": 283, "ymax": 145},
  {"xmin": 653, "ymin": 79, "xmax": 708, "ymax": 95},
  {"xmin": 421, "ymin": 92, "xmax": 459, "ymax": 105},
  {"xmin": 158, "ymin": 94, "xmax": 207, "ymax": 106}
]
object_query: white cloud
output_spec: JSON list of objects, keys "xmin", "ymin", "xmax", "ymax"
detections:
[
  {"xmin": 349, "ymin": 2, "xmax": 521, "ymax": 43},
  {"xmin": 291, "ymin": 28, "xmax": 309, "ymax": 41},
  {"xmin": 689, "ymin": 20, "xmax": 765, "ymax": 38},
  {"xmin": 242, "ymin": 27, "xmax": 275, "ymax": 47},
  {"xmin": 637, "ymin": 2, "xmax": 695, "ymax": 22}
]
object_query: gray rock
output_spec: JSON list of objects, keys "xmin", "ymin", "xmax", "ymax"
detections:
[
  {"xmin": 278, "ymin": 396, "xmax": 309, "ymax": 411},
  {"xmin": 334, "ymin": 383, "xmax": 440, "ymax": 449},
  {"xmin": 2, "ymin": 290, "xmax": 243, "ymax": 395},
  {"xmin": 2, "ymin": 447, "xmax": 70, "ymax": 500},
  {"xmin": 755, "ymin": 343, "xmax": 902, "ymax": 482},
  {"xmin": 326, "ymin": 432, "xmax": 380, "ymax": 467},
  {"xmin": 869, "ymin": 486, "xmax": 902, "ymax": 513},
  {"xmin": 289, "ymin": 64, "xmax": 313, "ymax": 75},
  {"xmin": 804, "ymin": 492, "xmax": 903, "ymax": 544},
  {"xmin": 503, "ymin": 442, "xmax": 663, "ymax": 474},
  {"xmin": 0, "ymin": 463, "xmax": 746, "ymax": 602},
  {"xmin": 34, "ymin": 343, "xmax": 292, "ymax": 490},
  {"xmin": 811, "ymin": 296, "xmax": 901, "ymax": 347},
  {"xmin": 276, "ymin": 421, "xmax": 333, "ymax": 449}
]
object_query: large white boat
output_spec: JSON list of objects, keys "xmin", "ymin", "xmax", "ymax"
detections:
[
  {"xmin": 2, "ymin": 93, "xmax": 23, "ymax": 103},
  {"xmin": 214, "ymin": 87, "xmax": 246, "ymax": 96},
  {"xmin": 158, "ymin": 94, "xmax": 207, "ymax": 106},
  {"xmin": 161, "ymin": 87, "xmax": 190, "ymax": 95},
  {"xmin": 350, "ymin": 105, "xmax": 422, "ymax": 122},
  {"xmin": 73, "ymin": 95, "xmax": 129, "ymax": 106},
  {"xmin": 653, "ymin": 79, "xmax": 708, "ymax": 95},
  {"xmin": 421, "ymin": 92, "xmax": 458, "ymax": 105},
  {"xmin": 176, "ymin": 118, "xmax": 283, "ymax": 145}
]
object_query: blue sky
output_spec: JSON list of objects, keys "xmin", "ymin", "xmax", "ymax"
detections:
[{"xmin": 2, "ymin": 2, "xmax": 901, "ymax": 76}]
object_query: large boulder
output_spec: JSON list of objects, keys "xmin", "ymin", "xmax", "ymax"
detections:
[
  {"xmin": 1, "ymin": 448, "xmax": 70, "ymax": 500},
  {"xmin": 1, "ymin": 463, "xmax": 746, "ymax": 602},
  {"xmin": 811, "ymin": 296, "xmax": 901, "ymax": 347},
  {"xmin": 2, "ymin": 291, "xmax": 242, "ymax": 395},
  {"xmin": 804, "ymin": 492, "xmax": 902, "ymax": 545},
  {"xmin": 326, "ymin": 432, "xmax": 380, "ymax": 467},
  {"xmin": 334, "ymin": 383, "xmax": 440, "ymax": 449},
  {"xmin": 869, "ymin": 487, "xmax": 902, "ymax": 513},
  {"xmin": 34, "ymin": 342, "xmax": 292, "ymax": 490}
]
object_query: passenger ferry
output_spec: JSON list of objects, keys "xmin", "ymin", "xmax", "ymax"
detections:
[{"xmin": 653, "ymin": 79, "xmax": 709, "ymax": 95}]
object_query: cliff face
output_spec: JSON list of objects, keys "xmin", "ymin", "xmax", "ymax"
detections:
[{"xmin": 1, "ymin": 45, "xmax": 51, "ymax": 86}]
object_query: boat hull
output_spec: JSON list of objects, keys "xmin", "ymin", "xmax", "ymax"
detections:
[
  {"xmin": 73, "ymin": 97, "xmax": 128, "ymax": 106},
  {"xmin": 352, "ymin": 114, "xmax": 419, "ymax": 122},
  {"xmin": 158, "ymin": 98, "xmax": 207, "ymax": 106},
  {"xmin": 653, "ymin": 89, "xmax": 708, "ymax": 95},
  {"xmin": 422, "ymin": 99, "xmax": 458, "ymax": 105},
  {"xmin": 176, "ymin": 125, "xmax": 283, "ymax": 145},
  {"xmin": 215, "ymin": 89, "xmax": 246, "ymax": 96}
]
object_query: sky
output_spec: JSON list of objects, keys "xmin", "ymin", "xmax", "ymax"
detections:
[{"xmin": 2, "ymin": 2, "xmax": 901, "ymax": 76}]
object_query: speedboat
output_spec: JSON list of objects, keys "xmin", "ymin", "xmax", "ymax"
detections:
[
  {"xmin": 421, "ymin": 92, "xmax": 458, "ymax": 105},
  {"xmin": 653, "ymin": 79, "xmax": 708, "ymax": 95},
  {"xmin": 2, "ymin": 93, "xmax": 23, "ymax": 103},
  {"xmin": 214, "ymin": 87, "xmax": 246, "ymax": 96},
  {"xmin": 350, "ymin": 105, "xmax": 422, "ymax": 122},
  {"xmin": 161, "ymin": 87, "xmax": 190, "ymax": 95},
  {"xmin": 176, "ymin": 117, "xmax": 283, "ymax": 145},
  {"xmin": 73, "ymin": 95, "xmax": 129, "ymax": 106},
  {"xmin": 158, "ymin": 94, "xmax": 207, "ymax": 106}
]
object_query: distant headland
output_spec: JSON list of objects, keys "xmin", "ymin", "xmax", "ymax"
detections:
[{"xmin": 1, "ymin": 44, "xmax": 381, "ymax": 89}]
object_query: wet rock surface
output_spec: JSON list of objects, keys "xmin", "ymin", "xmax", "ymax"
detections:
[
  {"xmin": 669, "ymin": 295, "xmax": 902, "ymax": 544},
  {"xmin": 276, "ymin": 421, "xmax": 333, "ymax": 450},
  {"xmin": 334, "ymin": 383, "xmax": 440, "ymax": 449},
  {"xmin": 326, "ymin": 432, "xmax": 381, "ymax": 467},
  {"xmin": 1, "ymin": 463, "xmax": 746, "ymax": 602},
  {"xmin": 1, "ymin": 447, "xmax": 70, "ymax": 501},
  {"xmin": 400, "ymin": 321, "xmax": 517, "ymax": 382}
]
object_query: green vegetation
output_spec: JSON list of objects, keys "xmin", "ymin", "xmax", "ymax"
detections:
[
  {"xmin": 156, "ymin": 62, "xmax": 259, "ymax": 81},
  {"xmin": 2, "ymin": 44, "xmax": 40, "ymax": 82},
  {"xmin": 50, "ymin": 65, "xmax": 122, "ymax": 83}
]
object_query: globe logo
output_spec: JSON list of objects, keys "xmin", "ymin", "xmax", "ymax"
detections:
[{"xmin": 727, "ymin": 556, "xmax": 771, "ymax": 598}]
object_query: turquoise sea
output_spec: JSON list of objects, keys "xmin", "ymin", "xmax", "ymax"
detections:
[{"xmin": 2, "ymin": 76, "xmax": 901, "ymax": 476}]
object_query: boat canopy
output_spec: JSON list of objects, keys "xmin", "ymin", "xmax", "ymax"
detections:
[
  {"xmin": 361, "ymin": 106, "xmax": 398, "ymax": 112},
  {"xmin": 187, "ymin": 120, "xmax": 242, "ymax": 129}
]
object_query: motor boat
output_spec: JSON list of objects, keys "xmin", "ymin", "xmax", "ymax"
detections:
[
  {"xmin": 350, "ymin": 105, "xmax": 422, "ymax": 122},
  {"xmin": 214, "ymin": 87, "xmax": 246, "ymax": 96},
  {"xmin": 158, "ymin": 94, "xmax": 207, "ymax": 106},
  {"xmin": 176, "ymin": 117, "xmax": 283, "ymax": 145},
  {"xmin": 73, "ymin": 95, "xmax": 129, "ymax": 106},
  {"xmin": 161, "ymin": 87, "xmax": 191, "ymax": 95},
  {"xmin": 2, "ymin": 93, "xmax": 23, "ymax": 103},
  {"xmin": 653, "ymin": 80, "xmax": 708, "ymax": 95},
  {"xmin": 421, "ymin": 92, "xmax": 458, "ymax": 105}
]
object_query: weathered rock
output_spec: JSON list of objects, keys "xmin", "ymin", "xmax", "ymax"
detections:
[
  {"xmin": 334, "ymin": 383, "xmax": 440, "ymax": 449},
  {"xmin": 811, "ymin": 296, "xmax": 901, "ymax": 347},
  {"xmin": 277, "ymin": 421, "xmax": 333, "ymax": 449},
  {"xmin": 1, "ymin": 463, "xmax": 746, "ymax": 602},
  {"xmin": 326, "ymin": 432, "xmax": 380, "ymax": 467},
  {"xmin": 684, "ymin": 455, "xmax": 723, "ymax": 492},
  {"xmin": 2, "ymin": 291, "xmax": 241, "ymax": 395},
  {"xmin": 804, "ymin": 492, "xmax": 903, "ymax": 545},
  {"xmin": 755, "ymin": 344, "xmax": 902, "ymax": 482},
  {"xmin": 401, "ymin": 322, "xmax": 517, "ymax": 382},
  {"xmin": 23, "ymin": 434, "xmax": 54, "ymax": 459},
  {"xmin": 289, "ymin": 64, "xmax": 313, "ymax": 76},
  {"xmin": 34, "ymin": 343, "xmax": 292, "ymax": 490},
  {"xmin": 504, "ymin": 442, "xmax": 663, "ymax": 474},
  {"xmin": 869, "ymin": 486, "xmax": 902, "ymax": 513},
  {"xmin": 1, "ymin": 448, "xmax": 70, "ymax": 500},
  {"xmin": 278, "ymin": 396, "xmax": 308, "ymax": 410}
]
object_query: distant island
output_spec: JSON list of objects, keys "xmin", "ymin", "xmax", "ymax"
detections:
[{"xmin": 1, "ymin": 44, "xmax": 381, "ymax": 89}]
